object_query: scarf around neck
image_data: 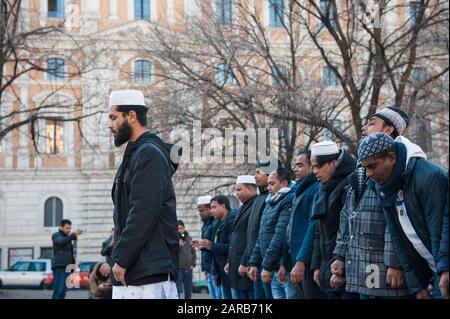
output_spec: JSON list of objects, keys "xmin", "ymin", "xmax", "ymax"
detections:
[{"xmin": 375, "ymin": 142, "xmax": 408, "ymax": 209}]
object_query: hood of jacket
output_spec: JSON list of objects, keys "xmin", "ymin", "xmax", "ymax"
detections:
[{"xmin": 395, "ymin": 136, "xmax": 427, "ymax": 168}]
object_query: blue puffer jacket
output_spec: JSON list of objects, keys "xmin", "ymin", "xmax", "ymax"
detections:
[
  {"xmin": 437, "ymin": 193, "xmax": 448, "ymax": 275},
  {"xmin": 249, "ymin": 188, "xmax": 294, "ymax": 272}
]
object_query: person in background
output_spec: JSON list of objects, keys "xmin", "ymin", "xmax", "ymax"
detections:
[
  {"xmin": 176, "ymin": 220, "xmax": 197, "ymax": 299},
  {"xmin": 191, "ymin": 195, "xmax": 221, "ymax": 299},
  {"xmin": 199, "ymin": 195, "xmax": 236, "ymax": 299},
  {"xmin": 51, "ymin": 219, "xmax": 82, "ymax": 299},
  {"xmin": 88, "ymin": 262, "xmax": 112, "ymax": 299},
  {"xmin": 101, "ymin": 228, "xmax": 115, "ymax": 265}
]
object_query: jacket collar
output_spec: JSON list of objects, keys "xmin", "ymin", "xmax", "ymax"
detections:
[{"xmin": 295, "ymin": 172, "xmax": 317, "ymax": 196}]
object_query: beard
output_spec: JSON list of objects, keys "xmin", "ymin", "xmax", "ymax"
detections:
[{"xmin": 114, "ymin": 120, "xmax": 132, "ymax": 147}]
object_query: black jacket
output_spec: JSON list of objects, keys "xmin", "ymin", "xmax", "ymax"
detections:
[
  {"xmin": 101, "ymin": 237, "xmax": 113, "ymax": 265},
  {"xmin": 111, "ymin": 132, "xmax": 180, "ymax": 286},
  {"xmin": 243, "ymin": 189, "xmax": 268, "ymax": 267},
  {"xmin": 228, "ymin": 195, "xmax": 257, "ymax": 290},
  {"xmin": 51, "ymin": 230, "xmax": 76, "ymax": 269},
  {"xmin": 383, "ymin": 157, "xmax": 448, "ymax": 293},
  {"xmin": 200, "ymin": 215, "xmax": 217, "ymax": 273},
  {"xmin": 178, "ymin": 232, "xmax": 197, "ymax": 269},
  {"xmin": 211, "ymin": 209, "xmax": 236, "ymax": 286},
  {"xmin": 310, "ymin": 149, "xmax": 356, "ymax": 292}
]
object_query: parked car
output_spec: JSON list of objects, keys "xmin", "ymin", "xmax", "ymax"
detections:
[
  {"xmin": 0, "ymin": 259, "xmax": 53, "ymax": 289},
  {"xmin": 68, "ymin": 261, "xmax": 98, "ymax": 289}
]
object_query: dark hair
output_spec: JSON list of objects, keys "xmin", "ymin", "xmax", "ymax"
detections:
[
  {"xmin": 381, "ymin": 121, "xmax": 399, "ymax": 139},
  {"xmin": 177, "ymin": 219, "xmax": 185, "ymax": 226},
  {"xmin": 60, "ymin": 219, "xmax": 72, "ymax": 227},
  {"xmin": 315, "ymin": 151, "xmax": 340, "ymax": 167},
  {"xmin": 116, "ymin": 105, "xmax": 148, "ymax": 127},
  {"xmin": 210, "ymin": 195, "xmax": 231, "ymax": 211},
  {"xmin": 274, "ymin": 167, "xmax": 292, "ymax": 184},
  {"xmin": 297, "ymin": 150, "xmax": 312, "ymax": 165}
]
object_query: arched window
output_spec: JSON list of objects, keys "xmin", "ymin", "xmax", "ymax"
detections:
[
  {"xmin": 44, "ymin": 197, "xmax": 63, "ymax": 227},
  {"xmin": 134, "ymin": 60, "xmax": 152, "ymax": 82}
]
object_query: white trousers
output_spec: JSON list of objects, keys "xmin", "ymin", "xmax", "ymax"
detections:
[{"xmin": 112, "ymin": 279, "xmax": 179, "ymax": 299}]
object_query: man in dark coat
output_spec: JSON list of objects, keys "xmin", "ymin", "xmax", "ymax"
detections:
[
  {"xmin": 244, "ymin": 160, "xmax": 273, "ymax": 299},
  {"xmin": 100, "ymin": 228, "xmax": 115, "ymax": 265},
  {"xmin": 309, "ymin": 141, "xmax": 358, "ymax": 299},
  {"xmin": 226, "ymin": 175, "xmax": 258, "ymax": 299},
  {"xmin": 358, "ymin": 132, "xmax": 448, "ymax": 299},
  {"xmin": 191, "ymin": 195, "xmax": 221, "ymax": 299},
  {"xmin": 108, "ymin": 90, "xmax": 180, "ymax": 299},
  {"xmin": 176, "ymin": 220, "xmax": 196, "ymax": 299},
  {"xmin": 199, "ymin": 195, "xmax": 236, "ymax": 299},
  {"xmin": 51, "ymin": 219, "xmax": 81, "ymax": 299}
]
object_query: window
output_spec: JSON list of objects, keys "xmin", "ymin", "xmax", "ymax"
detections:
[
  {"xmin": 47, "ymin": 58, "xmax": 65, "ymax": 80},
  {"xmin": 134, "ymin": 0, "xmax": 150, "ymax": 20},
  {"xmin": 48, "ymin": 0, "xmax": 64, "ymax": 18},
  {"xmin": 269, "ymin": 0, "xmax": 284, "ymax": 28},
  {"xmin": 40, "ymin": 247, "xmax": 53, "ymax": 260},
  {"xmin": 11, "ymin": 261, "xmax": 30, "ymax": 271},
  {"xmin": 46, "ymin": 119, "xmax": 64, "ymax": 154},
  {"xmin": 409, "ymin": 1, "xmax": 421, "ymax": 27},
  {"xmin": 216, "ymin": 0, "xmax": 232, "ymax": 25},
  {"xmin": 8, "ymin": 248, "xmax": 33, "ymax": 268},
  {"xmin": 30, "ymin": 262, "xmax": 47, "ymax": 272},
  {"xmin": 321, "ymin": 66, "xmax": 338, "ymax": 86},
  {"xmin": 412, "ymin": 67, "xmax": 428, "ymax": 85},
  {"xmin": 217, "ymin": 63, "xmax": 234, "ymax": 85},
  {"xmin": 271, "ymin": 65, "xmax": 288, "ymax": 85},
  {"xmin": 320, "ymin": 0, "xmax": 336, "ymax": 29},
  {"xmin": 44, "ymin": 197, "xmax": 63, "ymax": 227},
  {"xmin": 134, "ymin": 60, "xmax": 152, "ymax": 82}
]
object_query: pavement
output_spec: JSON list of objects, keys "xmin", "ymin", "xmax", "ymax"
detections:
[{"xmin": 0, "ymin": 289, "xmax": 210, "ymax": 299}]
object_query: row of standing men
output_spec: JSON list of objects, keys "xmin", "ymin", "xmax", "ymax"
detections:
[{"xmin": 192, "ymin": 106, "xmax": 449, "ymax": 300}]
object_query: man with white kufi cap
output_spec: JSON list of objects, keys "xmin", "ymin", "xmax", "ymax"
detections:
[
  {"xmin": 191, "ymin": 195, "xmax": 222, "ymax": 299},
  {"xmin": 225, "ymin": 175, "xmax": 259, "ymax": 299},
  {"xmin": 309, "ymin": 140, "xmax": 357, "ymax": 299},
  {"xmin": 108, "ymin": 90, "xmax": 180, "ymax": 299}
]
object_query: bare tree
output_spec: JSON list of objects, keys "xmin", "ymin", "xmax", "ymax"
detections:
[
  {"xmin": 0, "ymin": 0, "xmax": 105, "ymax": 152},
  {"xmin": 134, "ymin": 0, "xmax": 447, "ymax": 166}
]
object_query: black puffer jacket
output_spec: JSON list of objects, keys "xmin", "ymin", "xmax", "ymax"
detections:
[{"xmin": 111, "ymin": 132, "xmax": 180, "ymax": 286}]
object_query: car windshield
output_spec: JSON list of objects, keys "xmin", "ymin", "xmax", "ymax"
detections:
[
  {"xmin": 30, "ymin": 262, "xmax": 46, "ymax": 272},
  {"xmin": 10, "ymin": 262, "xmax": 30, "ymax": 271}
]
